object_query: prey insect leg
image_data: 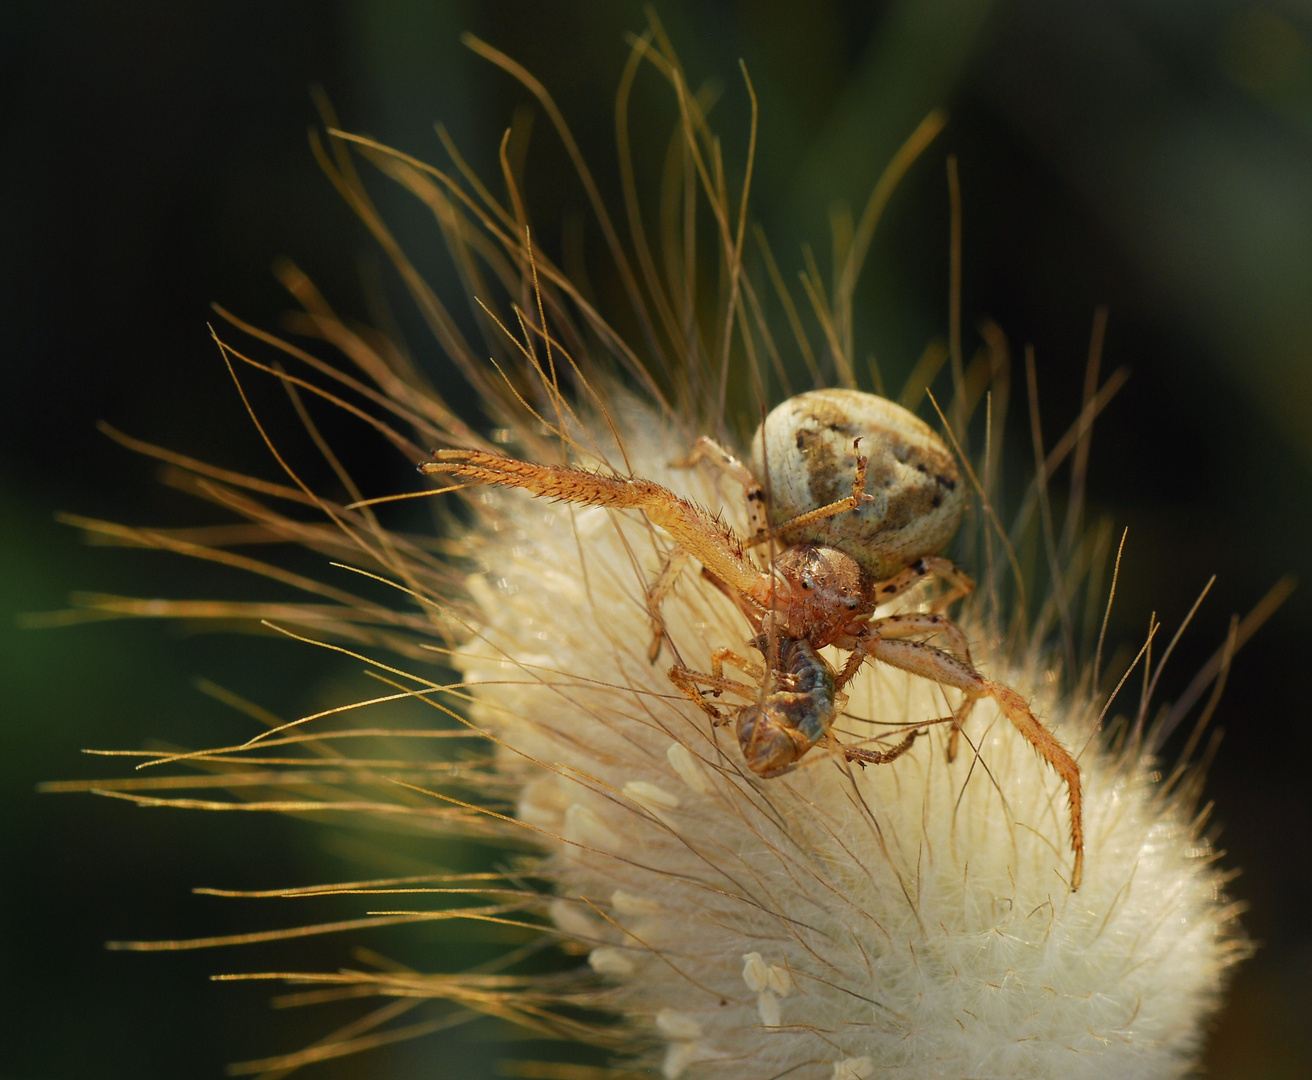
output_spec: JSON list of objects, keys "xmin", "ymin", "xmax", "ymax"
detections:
[
  {"xmin": 667, "ymin": 652, "xmax": 760, "ymax": 724},
  {"xmin": 832, "ymin": 727, "xmax": 921, "ymax": 768}
]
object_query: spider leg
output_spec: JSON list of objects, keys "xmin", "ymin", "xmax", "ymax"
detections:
[
  {"xmin": 673, "ymin": 436, "xmax": 770, "ymax": 543},
  {"xmin": 836, "ymin": 609, "xmax": 978, "ymax": 761},
  {"xmin": 869, "ymin": 555, "xmax": 975, "ymax": 612},
  {"xmin": 857, "ymin": 635, "xmax": 1084, "ymax": 890},
  {"xmin": 749, "ymin": 438, "xmax": 874, "ymax": 545},
  {"xmin": 863, "ymin": 556, "xmax": 978, "ymax": 762},
  {"xmin": 646, "ymin": 549, "xmax": 692, "ymax": 662},
  {"xmin": 423, "ymin": 449, "xmax": 774, "ymax": 607},
  {"xmin": 835, "ymin": 612, "xmax": 973, "ymax": 691}
]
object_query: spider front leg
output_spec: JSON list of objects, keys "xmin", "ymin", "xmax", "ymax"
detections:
[
  {"xmin": 864, "ymin": 558, "xmax": 980, "ymax": 762},
  {"xmin": 835, "ymin": 611, "xmax": 973, "ymax": 689},
  {"xmin": 854, "ymin": 633, "xmax": 1084, "ymax": 890},
  {"xmin": 673, "ymin": 436, "xmax": 770, "ymax": 543},
  {"xmin": 423, "ymin": 450, "xmax": 770, "ymax": 605},
  {"xmin": 835, "ymin": 609, "xmax": 979, "ymax": 761}
]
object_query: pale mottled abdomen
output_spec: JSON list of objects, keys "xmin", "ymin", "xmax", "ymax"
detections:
[{"xmin": 749, "ymin": 389, "xmax": 965, "ymax": 579}]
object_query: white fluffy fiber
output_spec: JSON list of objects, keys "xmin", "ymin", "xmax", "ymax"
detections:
[{"xmin": 454, "ymin": 409, "xmax": 1236, "ymax": 1080}]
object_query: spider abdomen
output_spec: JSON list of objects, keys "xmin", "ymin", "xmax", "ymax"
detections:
[{"xmin": 751, "ymin": 389, "xmax": 965, "ymax": 579}]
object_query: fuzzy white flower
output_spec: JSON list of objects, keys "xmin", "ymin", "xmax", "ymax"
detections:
[
  {"xmin": 65, "ymin": 24, "xmax": 1248, "ymax": 1080},
  {"xmin": 453, "ymin": 406, "xmax": 1240, "ymax": 1080}
]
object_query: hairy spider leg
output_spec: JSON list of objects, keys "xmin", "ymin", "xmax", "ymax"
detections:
[
  {"xmin": 423, "ymin": 450, "xmax": 774, "ymax": 607},
  {"xmin": 654, "ymin": 435, "xmax": 772, "ymax": 662},
  {"xmin": 834, "ymin": 612, "xmax": 974, "ymax": 690},
  {"xmin": 672, "ymin": 436, "xmax": 770, "ymax": 543},
  {"xmin": 835, "ymin": 604, "xmax": 980, "ymax": 760},
  {"xmin": 847, "ymin": 634, "xmax": 1084, "ymax": 890},
  {"xmin": 644, "ymin": 548, "xmax": 692, "ymax": 662},
  {"xmin": 676, "ymin": 435, "xmax": 876, "ymax": 548},
  {"xmin": 758, "ymin": 439, "xmax": 873, "ymax": 542},
  {"xmin": 859, "ymin": 558, "xmax": 980, "ymax": 759}
]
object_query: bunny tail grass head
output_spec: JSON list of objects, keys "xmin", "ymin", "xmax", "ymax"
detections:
[{"xmin": 62, "ymin": 22, "xmax": 1248, "ymax": 1080}]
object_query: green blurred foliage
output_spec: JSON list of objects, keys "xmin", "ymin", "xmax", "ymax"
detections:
[{"xmin": 3, "ymin": 1, "xmax": 1311, "ymax": 1076}]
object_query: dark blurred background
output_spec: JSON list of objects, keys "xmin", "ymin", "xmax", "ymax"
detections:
[{"xmin": 3, "ymin": 1, "xmax": 1310, "ymax": 1077}]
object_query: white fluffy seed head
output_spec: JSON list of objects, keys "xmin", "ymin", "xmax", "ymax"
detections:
[{"xmin": 455, "ymin": 404, "xmax": 1242, "ymax": 1080}]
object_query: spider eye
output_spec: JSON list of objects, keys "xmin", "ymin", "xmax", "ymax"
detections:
[
  {"xmin": 801, "ymin": 576, "xmax": 813, "ymax": 590},
  {"xmin": 845, "ymin": 599, "xmax": 857, "ymax": 610}
]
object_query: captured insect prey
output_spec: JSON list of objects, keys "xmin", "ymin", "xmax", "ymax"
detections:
[
  {"xmin": 668, "ymin": 635, "xmax": 924, "ymax": 779},
  {"xmin": 422, "ymin": 388, "xmax": 1086, "ymax": 891}
]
